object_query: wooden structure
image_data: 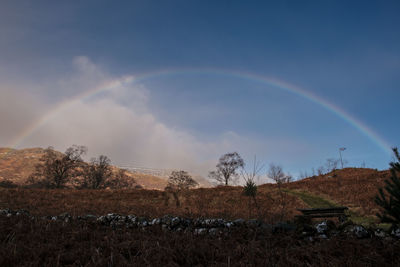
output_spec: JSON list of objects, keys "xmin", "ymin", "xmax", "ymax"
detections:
[{"xmin": 297, "ymin": 207, "xmax": 349, "ymax": 222}]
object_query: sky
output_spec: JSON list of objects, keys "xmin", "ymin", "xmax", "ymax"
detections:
[{"xmin": 0, "ymin": 1, "xmax": 399, "ymax": 181}]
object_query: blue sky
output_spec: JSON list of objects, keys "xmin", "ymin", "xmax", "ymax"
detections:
[{"xmin": 0, "ymin": 1, "xmax": 399, "ymax": 180}]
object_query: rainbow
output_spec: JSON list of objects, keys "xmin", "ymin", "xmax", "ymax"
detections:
[{"xmin": 7, "ymin": 68, "xmax": 392, "ymax": 155}]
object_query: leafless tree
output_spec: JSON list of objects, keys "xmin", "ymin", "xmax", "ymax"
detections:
[
  {"xmin": 164, "ymin": 170, "xmax": 198, "ymax": 207},
  {"xmin": 30, "ymin": 145, "xmax": 87, "ymax": 188},
  {"xmin": 317, "ymin": 166, "xmax": 325, "ymax": 176},
  {"xmin": 325, "ymin": 158, "xmax": 340, "ymax": 173},
  {"xmin": 268, "ymin": 163, "xmax": 292, "ymax": 221},
  {"xmin": 241, "ymin": 156, "xmax": 264, "ymax": 218},
  {"xmin": 165, "ymin": 170, "xmax": 198, "ymax": 191},
  {"xmin": 104, "ymin": 168, "xmax": 136, "ymax": 189},
  {"xmin": 82, "ymin": 155, "xmax": 112, "ymax": 189},
  {"xmin": 208, "ymin": 152, "xmax": 244, "ymax": 186},
  {"xmin": 268, "ymin": 163, "xmax": 291, "ymax": 184}
]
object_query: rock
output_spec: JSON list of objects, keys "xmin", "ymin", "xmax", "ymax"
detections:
[
  {"xmin": 391, "ymin": 227, "xmax": 400, "ymax": 238},
  {"xmin": 209, "ymin": 228, "xmax": 219, "ymax": 235},
  {"xmin": 353, "ymin": 225, "xmax": 369, "ymax": 239},
  {"xmin": 181, "ymin": 218, "xmax": 192, "ymax": 227},
  {"xmin": 225, "ymin": 222, "xmax": 233, "ymax": 228},
  {"xmin": 151, "ymin": 218, "xmax": 161, "ymax": 225},
  {"xmin": 97, "ymin": 216, "xmax": 107, "ymax": 224},
  {"xmin": 84, "ymin": 214, "xmax": 97, "ymax": 220},
  {"xmin": 162, "ymin": 215, "xmax": 173, "ymax": 226},
  {"xmin": 194, "ymin": 228, "xmax": 207, "ymax": 235},
  {"xmin": 0, "ymin": 209, "xmax": 9, "ymax": 215},
  {"xmin": 318, "ymin": 234, "xmax": 328, "ymax": 239},
  {"xmin": 171, "ymin": 217, "xmax": 181, "ymax": 228},
  {"xmin": 273, "ymin": 222, "xmax": 296, "ymax": 233},
  {"xmin": 374, "ymin": 228, "xmax": 386, "ymax": 238},
  {"xmin": 161, "ymin": 224, "xmax": 169, "ymax": 231},
  {"xmin": 246, "ymin": 219, "xmax": 260, "ymax": 228},
  {"xmin": 127, "ymin": 215, "xmax": 137, "ymax": 224},
  {"xmin": 315, "ymin": 221, "xmax": 328, "ymax": 234},
  {"xmin": 305, "ymin": 236, "xmax": 314, "ymax": 242},
  {"xmin": 260, "ymin": 223, "xmax": 273, "ymax": 232},
  {"xmin": 233, "ymin": 218, "xmax": 245, "ymax": 226},
  {"xmin": 16, "ymin": 209, "xmax": 29, "ymax": 216},
  {"xmin": 59, "ymin": 212, "xmax": 71, "ymax": 223}
]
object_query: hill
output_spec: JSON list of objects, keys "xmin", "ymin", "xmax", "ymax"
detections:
[
  {"xmin": 0, "ymin": 167, "xmax": 390, "ymax": 223},
  {"xmin": 280, "ymin": 168, "xmax": 391, "ymax": 219},
  {"xmin": 0, "ymin": 147, "xmax": 170, "ymax": 190},
  {"xmin": 0, "ymin": 148, "xmax": 391, "ymax": 221}
]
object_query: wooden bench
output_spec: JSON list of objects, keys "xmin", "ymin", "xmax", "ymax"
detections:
[{"xmin": 297, "ymin": 207, "xmax": 349, "ymax": 222}]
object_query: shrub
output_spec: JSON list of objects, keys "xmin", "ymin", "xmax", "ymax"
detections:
[{"xmin": 375, "ymin": 147, "xmax": 400, "ymax": 225}]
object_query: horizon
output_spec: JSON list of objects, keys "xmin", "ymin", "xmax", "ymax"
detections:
[{"xmin": 1, "ymin": 1, "xmax": 399, "ymax": 179}]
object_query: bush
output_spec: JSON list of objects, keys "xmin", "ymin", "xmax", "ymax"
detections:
[
  {"xmin": 0, "ymin": 180, "xmax": 18, "ymax": 188},
  {"xmin": 375, "ymin": 147, "xmax": 400, "ymax": 225}
]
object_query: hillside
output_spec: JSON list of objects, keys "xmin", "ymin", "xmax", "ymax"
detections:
[
  {"xmin": 0, "ymin": 147, "xmax": 171, "ymax": 190},
  {"xmin": 0, "ymin": 167, "xmax": 391, "ymax": 222},
  {"xmin": 280, "ymin": 168, "xmax": 391, "ymax": 218},
  {"xmin": 0, "ymin": 148, "xmax": 392, "ymax": 220}
]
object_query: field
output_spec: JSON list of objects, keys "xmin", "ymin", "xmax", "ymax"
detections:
[
  {"xmin": 1, "ymin": 215, "xmax": 400, "ymax": 266},
  {"xmin": 0, "ymin": 167, "xmax": 398, "ymax": 266},
  {"xmin": 0, "ymin": 168, "xmax": 389, "ymax": 220}
]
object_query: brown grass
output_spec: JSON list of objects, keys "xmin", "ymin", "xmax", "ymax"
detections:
[
  {"xmin": 279, "ymin": 168, "xmax": 390, "ymax": 217},
  {"xmin": 1, "ymin": 215, "xmax": 399, "ymax": 266},
  {"xmin": 0, "ymin": 168, "xmax": 390, "ymax": 221},
  {"xmin": 0, "ymin": 186, "xmax": 307, "ymax": 221}
]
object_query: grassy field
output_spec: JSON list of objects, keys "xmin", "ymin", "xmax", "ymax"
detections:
[
  {"xmin": 1, "ymin": 215, "xmax": 399, "ymax": 266},
  {"xmin": 0, "ymin": 167, "xmax": 398, "ymax": 266},
  {"xmin": 0, "ymin": 168, "xmax": 390, "ymax": 223}
]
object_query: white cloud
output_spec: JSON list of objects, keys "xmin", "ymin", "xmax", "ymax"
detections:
[
  {"xmin": 2, "ymin": 57, "xmax": 251, "ymax": 177},
  {"xmin": 1, "ymin": 56, "xmax": 308, "ymax": 180}
]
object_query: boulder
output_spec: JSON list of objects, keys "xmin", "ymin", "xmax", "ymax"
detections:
[
  {"xmin": 194, "ymin": 228, "xmax": 207, "ymax": 235},
  {"xmin": 374, "ymin": 228, "xmax": 386, "ymax": 238},
  {"xmin": 353, "ymin": 225, "xmax": 369, "ymax": 239}
]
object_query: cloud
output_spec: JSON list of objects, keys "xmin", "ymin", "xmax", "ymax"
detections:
[
  {"xmin": 0, "ymin": 85, "xmax": 47, "ymax": 146},
  {"xmin": 3, "ymin": 56, "xmax": 254, "ymax": 177}
]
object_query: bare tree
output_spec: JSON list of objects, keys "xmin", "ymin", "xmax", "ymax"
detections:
[
  {"xmin": 104, "ymin": 169, "xmax": 136, "ymax": 189},
  {"xmin": 317, "ymin": 166, "xmax": 325, "ymax": 176},
  {"xmin": 241, "ymin": 156, "xmax": 264, "ymax": 219},
  {"xmin": 325, "ymin": 158, "xmax": 340, "ymax": 173},
  {"xmin": 268, "ymin": 163, "xmax": 291, "ymax": 221},
  {"xmin": 83, "ymin": 155, "xmax": 112, "ymax": 189},
  {"xmin": 30, "ymin": 145, "xmax": 87, "ymax": 188},
  {"xmin": 164, "ymin": 170, "xmax": 198, "ymax": 207},
  {"xmin": 268, "ymin": 163, "xmax": 291, "ymax": 183},
  {"xmin": 208, "ymin": 152, "xmax": 244, "ymax": 186},
  {"xmin": 165, "ymin": 170, "xmax": 198, "ymax": 191}
]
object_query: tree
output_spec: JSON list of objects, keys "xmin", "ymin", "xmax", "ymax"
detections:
[
  {"xmin": 208, "ymin": 152, "xmax": 244, "ymax": 186},
  {"xmin": 268, "ymin": 163, "xmax": 292, "ymax": 184},
  {"xmin": 104, "ymin": 169, "xmax": 136, "ymax": 189},
  {"xmin": 165, "ymin": 170, "xmax": 198, "ymax": 191},
  {"xmin": 325, "ymin": 158, "xmax": 340, "ymax": 173},
  {"xmin": 83, "ymin": 155, "xmax": 112, "ymax": 189},
  {"xmin": 241, "ymin": 156, "xmax": 264, "ymax": 219},
  {"xmin": 30, "ymin": 145, "xmax": 87, "ymax": 188},
  {"xmin": 375, "ymin": 147, "xmax": 400, "ymax": 225},
  {"xmin": 268, "ymin": 163, "xmax": 292, "ymax": 221}
]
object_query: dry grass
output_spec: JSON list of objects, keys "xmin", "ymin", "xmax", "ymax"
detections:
[
  {"xmin": 1, "ymin": 215, "xmax": 399, "ymax": 266},
  {"xmin": 0, "ymin": 168, "xmax": 390, "ymax": 222},
  {"xmin": 279, "ymin": 168, "xmax": 390, "ymax": 217},
  {"xmin": 0, "ymin": 186, "xmax": 306, "ymax": 221}
]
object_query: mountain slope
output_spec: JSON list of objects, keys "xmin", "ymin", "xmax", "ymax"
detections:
[{"xmin": 0, "ymin": 147, "xmax": 169, "ymax": 190}]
